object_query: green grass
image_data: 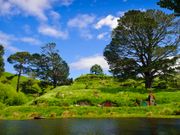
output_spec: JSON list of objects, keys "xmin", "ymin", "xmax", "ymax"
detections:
[
  {"xmin": 0, "ymin": 72, "xmax": 30, "ymax": 88},
  {"xmin": 0, "ymin": 105, "xmax": 179, "ymax": 120},
  {"xmin": 0, "ymin": 73, "xmax": 180, "ymax": 119}
]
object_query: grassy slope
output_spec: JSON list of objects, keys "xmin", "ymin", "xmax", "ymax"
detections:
[
  {"xmin": 0, "ymin": 74, "xmax": 180, "ymax": 119},
  {"xmin": 0, "ymin": 72, "xmax": 29, "ymax": 88}
]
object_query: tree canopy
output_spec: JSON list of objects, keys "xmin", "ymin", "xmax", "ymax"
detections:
[
  {"xmin": 0, "ymin": 45, "xmax": 4, "ymax": 76},
  {"xmin": 7, "ymin": 52, "xmax": 31, "ymax": 92},
  {"xmin": 30, "ymin": 43, "xmax": 70, "ymax": 88},
  {"xmin": 157, "ymin": 0, "xmax": 180, "ymax": 16},
  {"xmin": 104, "ymin": 10, "xmax": 179, "ymax": 88},
  {"xmin": 90, "ymin": 64, "xmax": 103, "ymax": 75}
]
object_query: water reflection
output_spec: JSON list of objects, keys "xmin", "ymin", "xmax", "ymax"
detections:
[{"xmin": 0, "ymin": 118, "xmax": 179, "ymax": 135}]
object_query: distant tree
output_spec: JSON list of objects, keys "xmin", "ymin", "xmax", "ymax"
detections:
[
  {"xmin": 90, "ymin": 64, "xmax": 103, "ymax": 75},
  {"xmin": 0, "ymin": 45, "xmax": 4, "ymax": 76},
  {"xmin": 7, "ymin": 52, "xmax": 31, "ymax": 92},
  {"xmin": 157, "ymin": 0, "xmax": 180, "ymax": 16},
  {"xmin": 104, "ymin": 10, "xmax": 179, "ymax": 88},
  {"xmin": 30, "ymin": 43, "xmax": 70, "ymax": 88}
]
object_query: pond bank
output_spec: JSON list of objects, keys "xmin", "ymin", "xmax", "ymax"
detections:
[{"xmin": 0, "ymin": 105, "xmax": 179, "ymax": 120}]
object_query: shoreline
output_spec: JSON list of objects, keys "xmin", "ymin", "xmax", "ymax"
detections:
[{"xmin": 0, "ymin": 106, "xmax": 179, "ymax": 120}]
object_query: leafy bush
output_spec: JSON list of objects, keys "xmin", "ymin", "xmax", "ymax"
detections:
[
  {"xmin": 0, "ymin": 82, "xmax": 27, "ymax": 105},
  {"xmin": 0, "ymin": 82, "xmax": 16, "ymax": 103},
  {"xmin": 5, "ymin": 92, "xmax": 27, "ymax": 106},
  {"xmin": 21, "ymin": 79, "xmax": 42, "ymax": 94},
  {"xmin": 0, "ymin": 102, "xmax": 5, "ymax": 110}
]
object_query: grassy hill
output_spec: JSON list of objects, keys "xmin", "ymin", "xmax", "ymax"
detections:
[{"xmin": 0, "ymin": 73, "xmax": 180, "ymax": 119}]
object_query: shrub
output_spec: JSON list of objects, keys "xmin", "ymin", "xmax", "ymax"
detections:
[
  {"xmin": 0, "ymin": 82, "xmax": 16, "ymax": 103},
  {"xmin": 0, "ymin": 102, "xmax": 5, "ymax": 110},
  {"xmin": 21, "ymin": 79, "xmax": 42, "ymax": 94},
  {"xmin": 120, "ymin": 79, "xmax": 138, "ymax": 88},
  {"xmin": 5, "ymin": 92, "xmax": 27, "ymax": 106}
]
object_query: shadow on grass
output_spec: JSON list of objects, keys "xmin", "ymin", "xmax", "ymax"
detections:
[{"xmin": 6, "ymin": 75, "xmax": 16, "ymax": 80}]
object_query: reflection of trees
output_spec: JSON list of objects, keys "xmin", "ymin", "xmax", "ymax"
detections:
[
  {"xmin": 0, "ymin": 119, "xmax": 179, "ymax": 134},
  {"xmin": 148, "ymin": 118, "xmax": 180, "ymax": 135}
]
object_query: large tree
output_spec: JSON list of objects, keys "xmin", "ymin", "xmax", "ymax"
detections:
[
  {"xmin": 90, "ymin": 64, "xmax": 103, "ymax": 75},
  {"xmin": 0, "ymin": 45, "xmax": 4, "ymax": 76},
  {"xmin": 7, "ymin": 52, "xmax": 31, "ymax": 92},
  {"xmin": 157, "ymin": 0, "xmax": 180, "ymax": 16},
  {"xmin": 30, "ymin": 43, "xmax": 69, "ymax": 88},
  {"xmin": 104, "ymin": 10, "xmax": 179, "ymax": 88}
]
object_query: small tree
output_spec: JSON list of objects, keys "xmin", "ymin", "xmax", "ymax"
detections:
[
  {"xmin": 90, "ymin": 64, "xmax": 103, "ymax": 75},
  {"xmin": 7, "ymin": 52, "xmax": 31, "ymax": 92},
  {"xmin": 0, "ymin": 45, "xmax": 4, "ymax": 76}
]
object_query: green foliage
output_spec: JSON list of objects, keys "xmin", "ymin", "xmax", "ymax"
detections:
[
  {"xmin": 7, "ymin": 52, "xmax": 31, "ymax": 92},
  {"xmin": 0, "ymin": 102, "xmax": 5, "ymax": 110},
  {"xmin": 6, "ymin": 92, "xmax": 27, "ymax": 106},
  {"xmin": 0, "ymin": 82, "xmax": 27, "ymax": 105},
  {"xmin": 73, "ymin": 74, "xmax": 119, "ymax": 89},
  {"xmin": 0, "ymin": 72, "xmax": 180, "ymax": 119},
  {"xmin": 0, "ymin": 45, "xmax": 4, "ymax": 77},
  {"xmin": 157, "ymin": 0, "xmax": 180, "ymax": 15},
  {"xmin": 90, "ymin": 64, "xmax": 103, "ymax": 75},
  {"xmin": 0, "ymin": 82, "xmax": 16, "ymax": 103},
  {"xmin": 104, "ymin": 10, "xmax": 179, "ymax": 88},
  {"xmin": 30, "ymin": 43, "xmax": 70, "ymax": 88},
  {"xmin": 21, "ymin": 79, "xmax": 42, "ymax": 94}
]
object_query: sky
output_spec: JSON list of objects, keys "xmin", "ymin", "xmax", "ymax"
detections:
[{"xmin": 0, "ymin": 0, "xmax": 173, "ymax": 79}]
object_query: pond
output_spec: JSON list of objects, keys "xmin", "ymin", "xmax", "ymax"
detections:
[{"xmin": 0, "ymin": 118, "xmax": 179, "ymax": 135}]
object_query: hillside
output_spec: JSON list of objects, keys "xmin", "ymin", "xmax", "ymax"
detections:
[{"xmin": 0, "ymin": 74, "xmax": 180, "ymax": 119}]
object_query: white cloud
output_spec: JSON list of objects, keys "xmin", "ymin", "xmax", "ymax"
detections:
[
  {"xmin": 0, "ymin": 0, "xmax": 51, "ymax": 21},
  {"xmin": 0, "ymin": 0, "xmax": 74, "ymax": 21},
  {"xmin": 0, "ymin": 31, "xmax": 21, "ymax": 52},
  {"xmin": 50, "ymin": 11, "xmax": 61, "ymax": 21},
  {"xmin": 38, "ymin": 25, "xmax": 68, "ymax": 39},
  {"xmin": 58, "ymin": 0, "xmax": 74, "ymax": 6},
  {"xmin": 0, "ymin": 31, "xmax": 43, "ymax": 52},
  {"xmin": 20, "ymin": 37, "xmax": 42, "ymax": 46},
  {"xmin": 0, "ymin": 31, "xmax": 16, "ymax": 44},
  {"xmin": 70, "ymin": 55, "xmax": 109, "ymax": 70},
  {"xmin": 79, "ymin": 30, "xmax": 93, "ymax": 40},
  {"xmin": 68, "ymin": 14, "xmax": 95, "ymax": 28},
  {"xmin": 97, "ymin": 32, "xmax": 109, "ymax": 40},
  {"xmin": 0, "ymin": 0, "xmax": 14, "ymax": 15},
  {"xmin": 68, "ymin": 14, "xmax": 95, "ymax": 39},
  {"xmin": 117, "ymin": 11, "xmax": 125, "ymax": 17},
  {"xmin": 95, "ymin": 15, "xmax": 118, "ymax": 30},
  {"xmin": 3, "ymin": 44, "xmax": 22, "ymax": 52}
]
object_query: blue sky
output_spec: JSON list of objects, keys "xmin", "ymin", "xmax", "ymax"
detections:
[{"xmin": 0, "ymin": 0, "xmax": 172, "ymax": 78}]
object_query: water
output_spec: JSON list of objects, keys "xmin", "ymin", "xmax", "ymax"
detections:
[{"xmin": 0, "ymin": 118, "xmax": 179, "ymax": 135}]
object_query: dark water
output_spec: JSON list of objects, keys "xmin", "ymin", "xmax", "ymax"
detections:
[{"xmin": 0, "ymin": 118, "xmax": 179, "ymax": 135}]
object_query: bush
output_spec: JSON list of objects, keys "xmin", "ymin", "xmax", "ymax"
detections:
[
  {"xmin": 120, "ymin": 79, "xmax": 138, "ymax": 88},
  {"xmin": 6, "ymin": 92, "xmax": 27, "ymax": 106},
  {"xmin": 0, "ymin": 102, "xmax": 6, "ymax": 110},
  {"xmin": 21, "ymin": 79, "xmax": 42, "ymax": 94},
  {"xmin": 0, "ymin": 82, "xmax": 16, "ymax": 103},
  {"xmin": 0, "ymin": 82, "xmax": 27, "ymax": 106},
  {"xmin": 153, "ymin": 81, "xmax": 167, "ymax": 89}
]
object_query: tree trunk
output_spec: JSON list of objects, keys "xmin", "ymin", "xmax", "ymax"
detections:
[
  {"xmin": 53, "ymin": 78, "xmax": 57, "ymax": 88},
  {"xmin": 16, "ymin": 71, "xmax": 21, "ymax": 92},
  {"xmin": 145, "ymin": 73, "xmax": 153, "ymax": 89}
]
